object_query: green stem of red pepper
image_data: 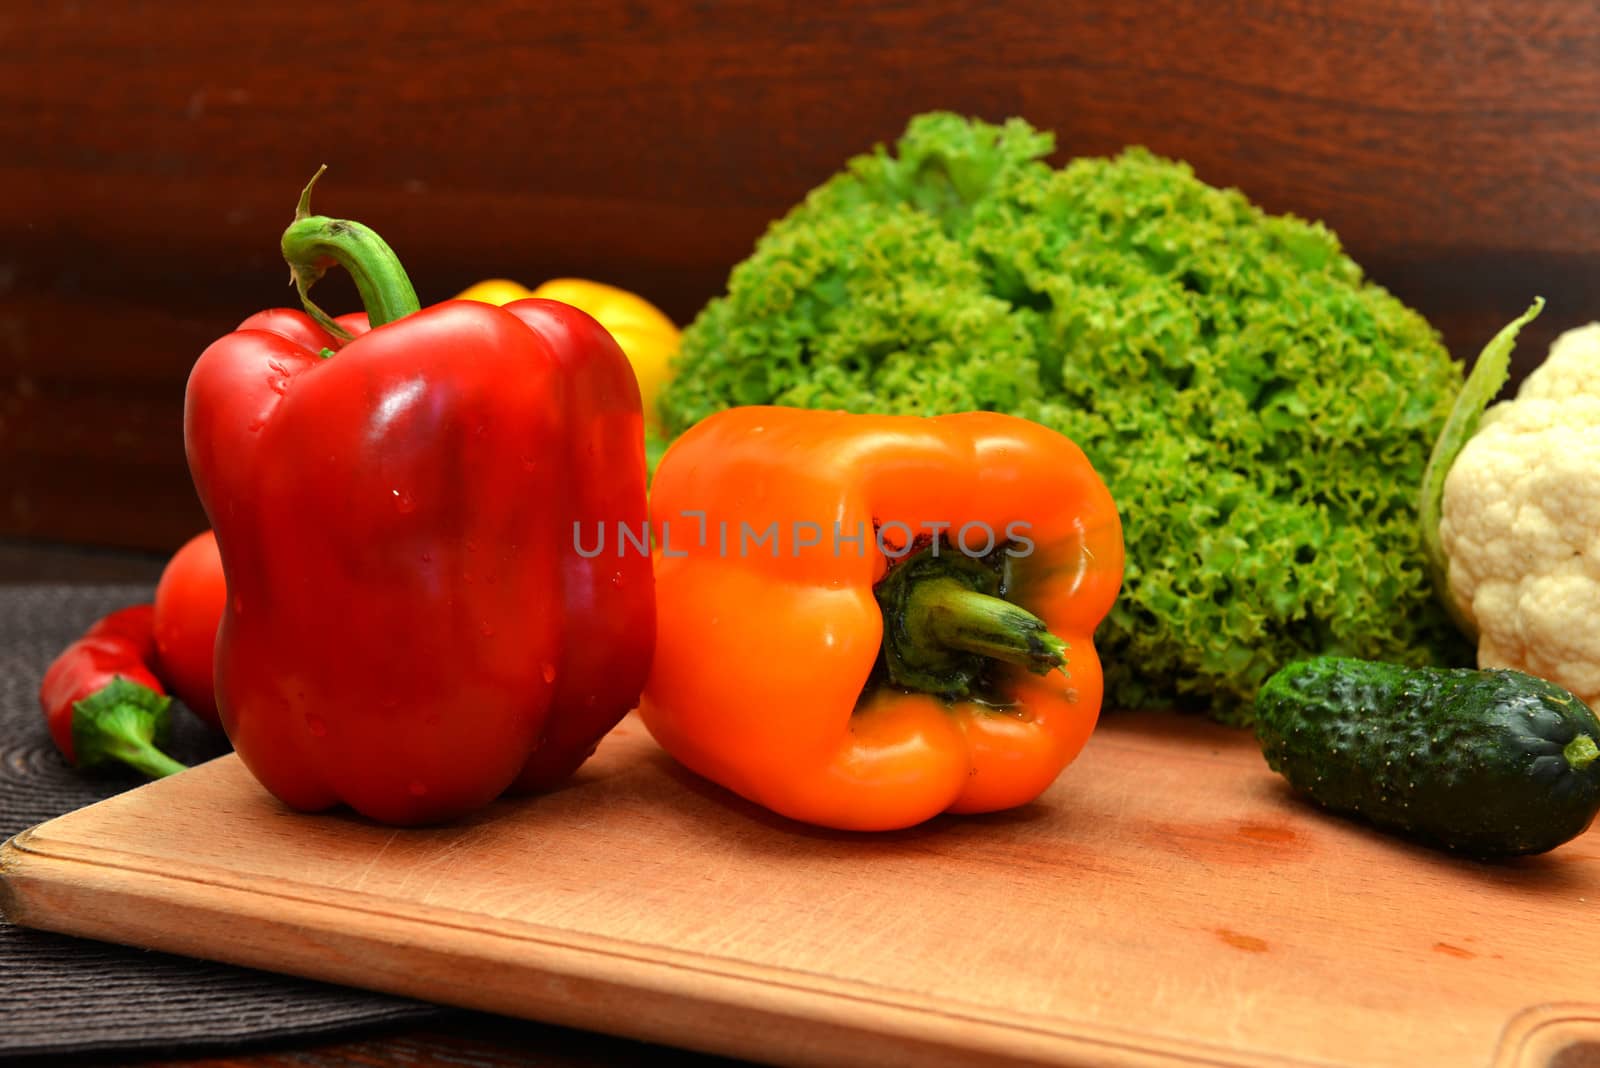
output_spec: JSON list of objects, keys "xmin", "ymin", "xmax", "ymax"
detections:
[
  {"xmin": 875, "ymin": 544, "xmax": 1067, "ymax": 698},
  {"xmin": 280, "ymin": 166, "xmax": 422, "ymax": 339},
  {"xmin": 72, "ymin": 677, "xmax": 187, "ymax": 779}
]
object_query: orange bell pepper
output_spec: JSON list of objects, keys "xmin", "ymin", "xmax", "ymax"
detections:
[{"xmin": 640, "ymin": 407, "xmax": 1124, "ymax": 831}]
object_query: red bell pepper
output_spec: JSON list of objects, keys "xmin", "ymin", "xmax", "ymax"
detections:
[
  {"xmin": 183, "ymin": 171, "xmax": 654, "ymax": 824},
  {"xmin": 40, "ymin": 605, "xmax": 186, "ymax": 778}
]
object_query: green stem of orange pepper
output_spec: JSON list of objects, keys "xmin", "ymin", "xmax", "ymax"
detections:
[{"xmin": 876, "ymin": 544, "xmax": 1067, "ymax": 697}]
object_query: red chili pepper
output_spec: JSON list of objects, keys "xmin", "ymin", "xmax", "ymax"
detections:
[
  {"xmin": 182, "ymin": 171, "xmax": 654, "ymax": 824},
  {"xmin": 39, "ymin": 605, "xmax": 186, "ymax": 778},
  {"xmin": 153, "ymin": 529, "xmax": 228, "ymax": 727}
]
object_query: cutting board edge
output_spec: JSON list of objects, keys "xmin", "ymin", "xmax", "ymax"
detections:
[
  {"xmin": 1493, "ymin": 1004, "xmax": 1600, "ymax": 1068},
  {"xmin": 1, "ymin": 825, "xmax": 1332, "ymax": 1068}
]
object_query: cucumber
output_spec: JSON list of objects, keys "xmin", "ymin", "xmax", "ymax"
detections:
[{"xmin": 1255, "ymin": 657, "xmax": 1600, "ymax": 857}]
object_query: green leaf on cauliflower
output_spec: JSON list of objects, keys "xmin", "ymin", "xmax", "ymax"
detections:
[{"xmin": 1419, "ymin": 298, "xmax": 1544, "ymax": 640}]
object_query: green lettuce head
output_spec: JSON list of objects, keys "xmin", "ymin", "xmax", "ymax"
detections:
[{"xmin": 659, "ymin": 112, "xmax": 1469, "ymax": 722}]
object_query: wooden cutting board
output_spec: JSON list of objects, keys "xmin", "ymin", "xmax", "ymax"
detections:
[{"xmin": 2, "ymin": 711, "xmax": 1597, "ymax": 1067}]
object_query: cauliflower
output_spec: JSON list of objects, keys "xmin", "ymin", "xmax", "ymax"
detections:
[{"xmin": 1435, "ymin": 317, "xmax": 1600, "ymax": 708}]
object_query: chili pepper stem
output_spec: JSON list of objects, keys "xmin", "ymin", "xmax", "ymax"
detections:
[
  {"xmin": 71, "ymin": 677, "xmax": 186, "ymax": 778},
  {"xmin": 280, "ymin": 166, "xmax": 422, "ymax": 338},
  {"xmin": 875, "ymin": 545, "xmax": 1069, "ymax": 698}
]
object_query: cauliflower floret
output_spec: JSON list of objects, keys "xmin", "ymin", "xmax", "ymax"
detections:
[{"xmin": 1439, "ymin": 322, "xmax": 1600, "ymax": 708}]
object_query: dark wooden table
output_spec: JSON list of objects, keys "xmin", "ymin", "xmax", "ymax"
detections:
[
  {"xmin": 10, "ymin": 1016, "xmax": 742, "ymax": 1068},
  {"xmin": 122, "ymin": 1016, "xmax": 744, "ymax": 1068}
]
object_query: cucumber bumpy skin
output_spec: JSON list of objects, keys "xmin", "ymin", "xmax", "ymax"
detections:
[{"xmin": 1255, "ymin": 657, "xmax": 1600, "ymax": 857}]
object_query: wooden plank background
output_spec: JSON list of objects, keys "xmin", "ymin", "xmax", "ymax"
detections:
[{"xmin": 3, "ymin": 1, "xmax": 1598, "ymax": 551}]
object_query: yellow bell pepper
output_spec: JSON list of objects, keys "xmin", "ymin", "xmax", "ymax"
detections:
[{"xmin": 456, "ymin": 278, "xmax": 679, "ymax": 432}]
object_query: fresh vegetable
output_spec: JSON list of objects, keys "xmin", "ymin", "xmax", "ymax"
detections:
[
  {"xmin": 39, "ymin": 605, "xmax": 186, "ymax": 779},
  {"xmin": 184, "ymin": 172, "xmax": 654, "ymax": 825},
  {"xmin": 1256, "ymin": 657, "xmax": 1600, "ymax": 857},
  {"xmin": 1421, "ymin": 301, "xmax": 1600, "ymax": 711},
  {"xmin": 153, "ymin": 529, "xmax": 227, "ymax": 726},
  {"xmin": 658, "ymin": 112, "xmax": 1468, "ymax": 722},
  {"xmin": 640, "ymin": 407, "xmax": 1123, "ymax": 831},
  {"xmin": 458, "ymin": 277, "xmax": 680, "ymax": 434}
]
